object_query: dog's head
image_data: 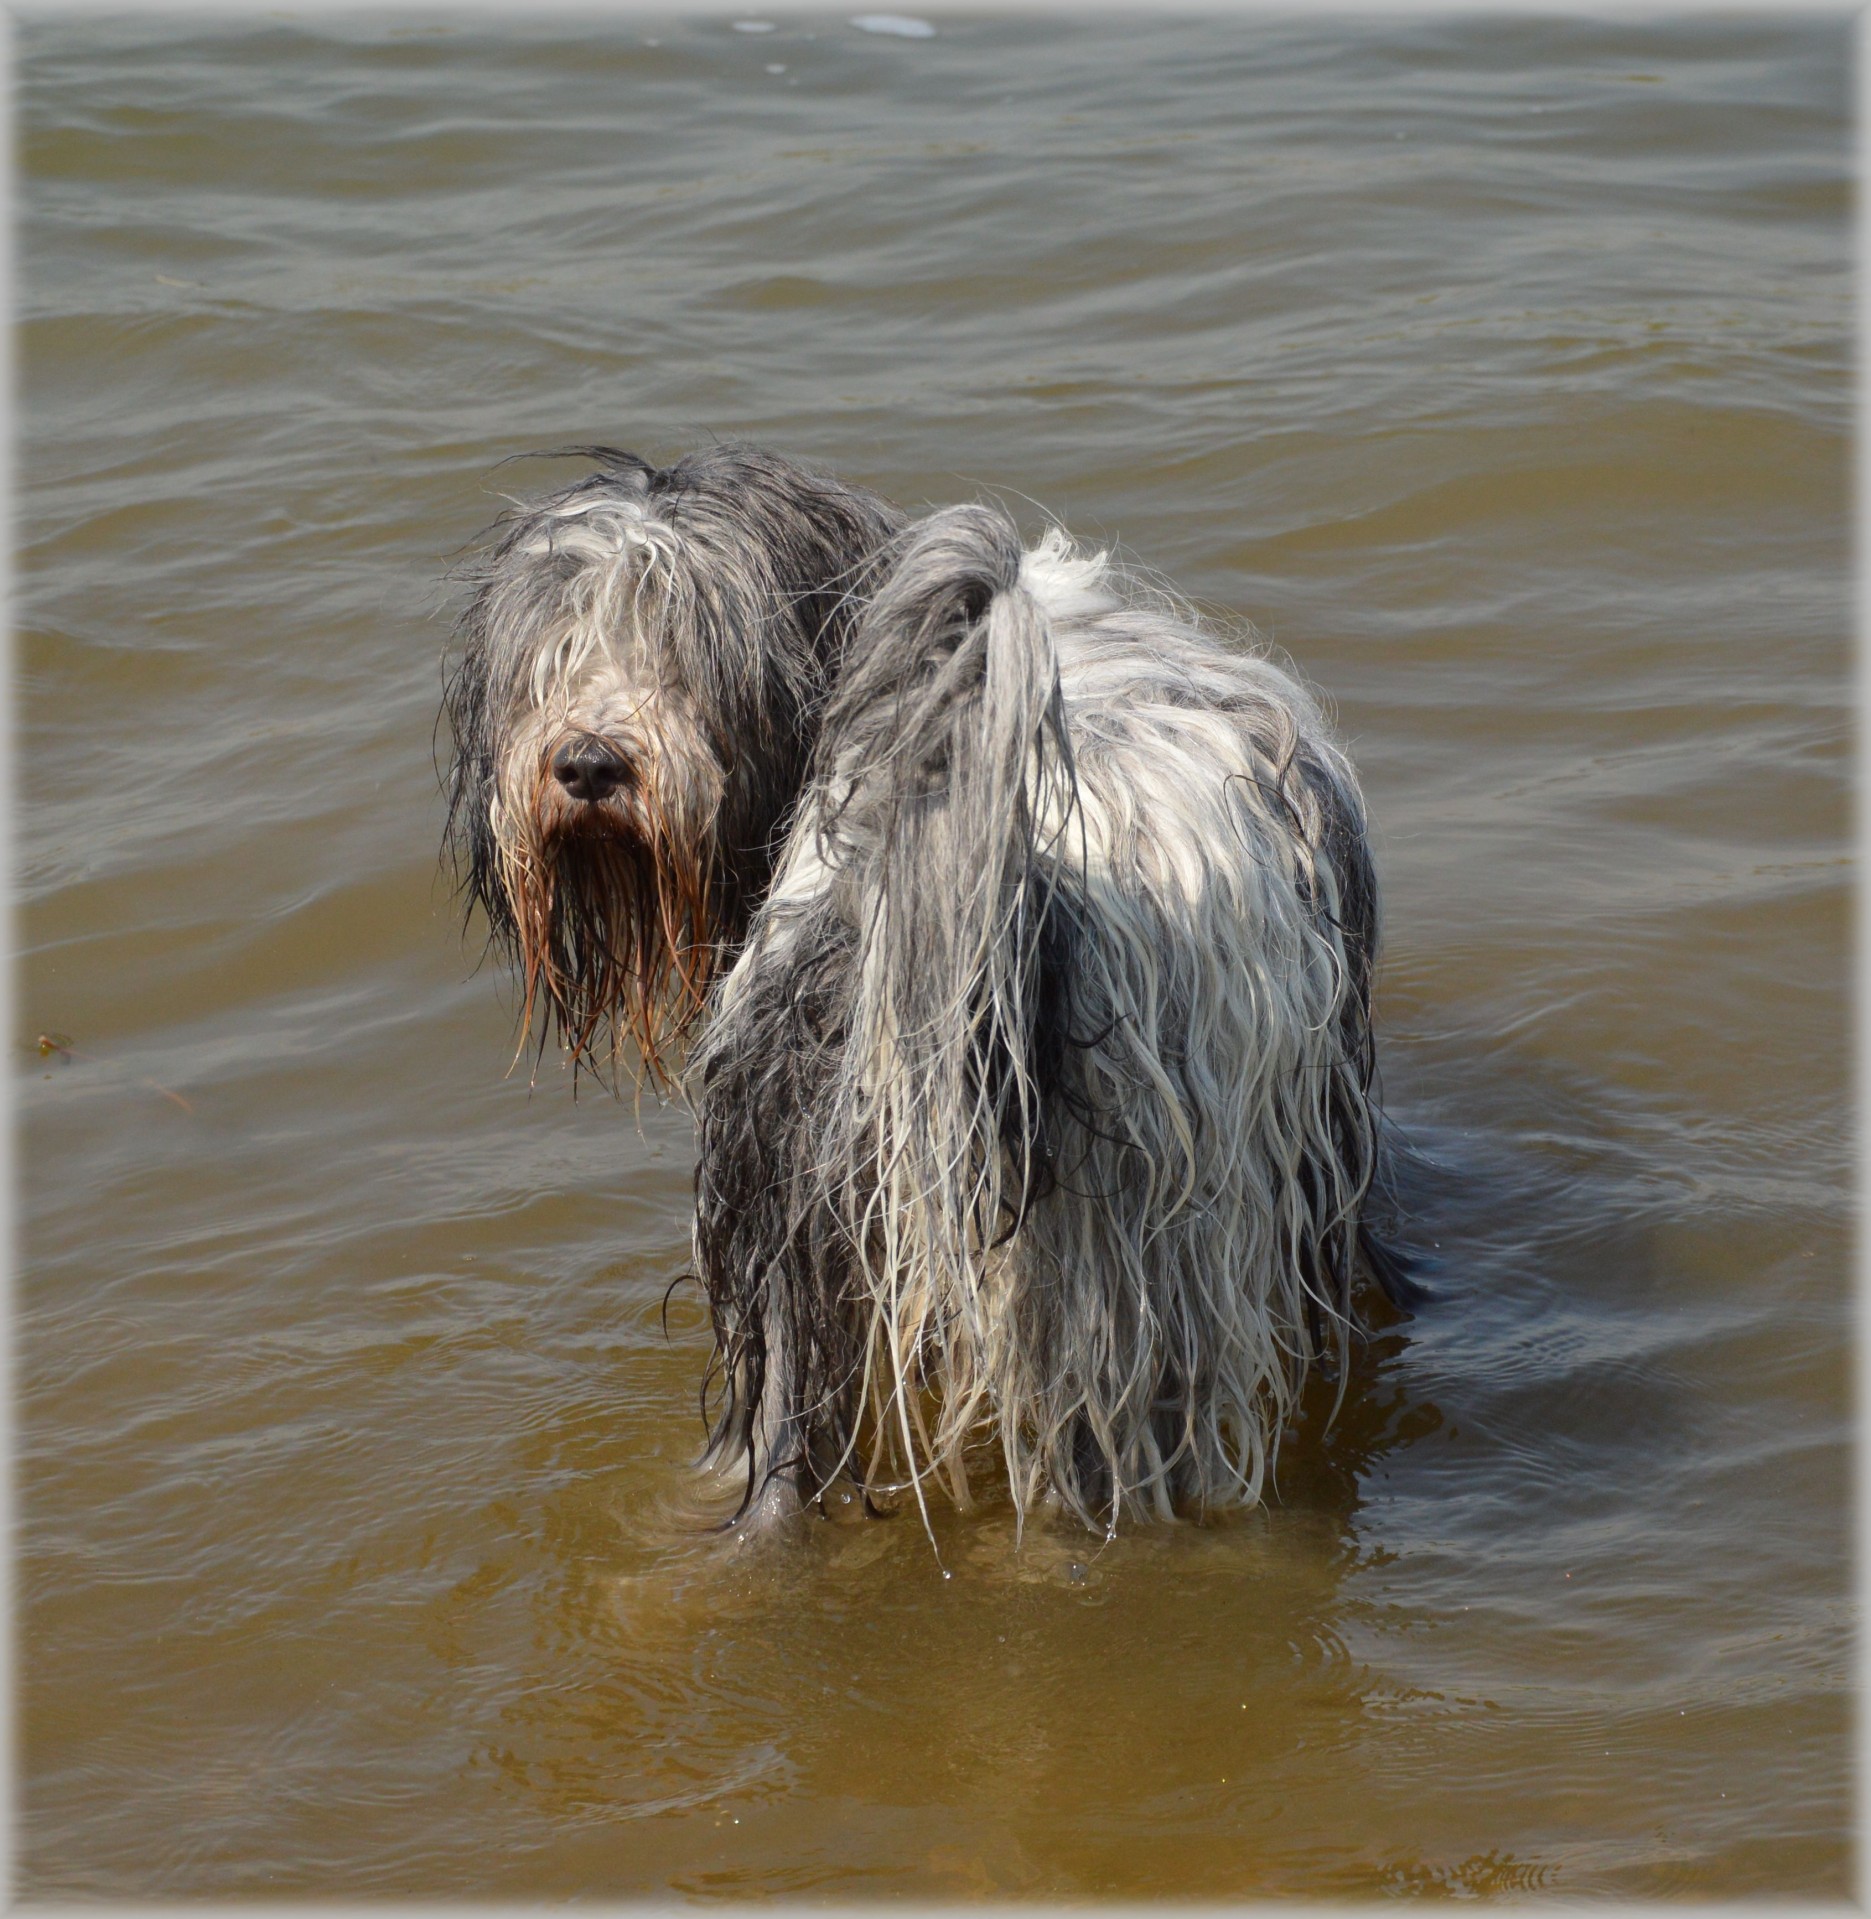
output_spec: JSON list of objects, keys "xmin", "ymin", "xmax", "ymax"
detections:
[{"xmin": 443, "ymin": 443, "xmax": 903, "ymax": 1075}]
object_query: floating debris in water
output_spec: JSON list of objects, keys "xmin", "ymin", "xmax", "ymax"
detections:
[
  {"xmin": 765, "ymin": 62, "xmax": 786, "ymax": 73},
  {"xmin": 732, "ymin": 19, "xmax": 777, "ymax": 31},
  {"xmin": 31, "ymin": 1030, "xmax": 192, "ymax": 1111},
  {"xmin": 851, "ymin": 14, "xmax": 936, "ymax": 37}
]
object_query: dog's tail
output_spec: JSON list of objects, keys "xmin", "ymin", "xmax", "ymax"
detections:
[{"xmin": 815, "ymin": 503, "xmax": 1075, "ymax": 1519}]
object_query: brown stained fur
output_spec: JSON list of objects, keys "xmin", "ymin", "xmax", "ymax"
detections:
[{"xmin": 505, "ymin": 753, "xmax": 721, "ymax": 1083}]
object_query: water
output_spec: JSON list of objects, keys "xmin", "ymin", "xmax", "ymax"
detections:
[{"xmin": 17, "ymin": 12, "xmax": 1851, "ymax": 1899}]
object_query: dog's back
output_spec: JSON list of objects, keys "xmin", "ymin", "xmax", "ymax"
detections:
[{"xmin": 693, "ymin": 502, "xmax": 1389, "ymax": 1534}]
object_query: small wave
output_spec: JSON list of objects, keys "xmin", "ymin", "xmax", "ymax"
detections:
[{"xmin": 851, "ymin": 14, "xmax": 936, "ymax": 38}]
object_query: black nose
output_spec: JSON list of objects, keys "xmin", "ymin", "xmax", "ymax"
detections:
[{"xmin": 552, "ymin": 743, "xmax": 630, "ymax": 804}]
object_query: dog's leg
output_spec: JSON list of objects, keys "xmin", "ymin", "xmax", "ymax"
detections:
[
  {"xmin": 730, "ymin": 1311, "xmax": 808, "ymax": 1531},
  {"xmin": 692, "ymin": 916, "xmax": 866, "ymax": 1529}
]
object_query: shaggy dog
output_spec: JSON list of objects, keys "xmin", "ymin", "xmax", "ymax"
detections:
[{"xmin": 443, "ymin": 443, "xmax": 1414, "ymax": 1539}]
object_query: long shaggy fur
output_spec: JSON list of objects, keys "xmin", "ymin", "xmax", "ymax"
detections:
[{"xmin": 443, "ymin": 445, "xmax": 1410, "ymax": 1539}]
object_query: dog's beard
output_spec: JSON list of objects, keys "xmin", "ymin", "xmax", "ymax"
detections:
[{"xmin": 496, "ymin": 756, "xmax": 718, "ymax": 1082}]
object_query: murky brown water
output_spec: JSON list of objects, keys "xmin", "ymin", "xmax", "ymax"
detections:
[{"xmin": 17, "ymin": 12, "xmax": 1852, "ymax": 1900}]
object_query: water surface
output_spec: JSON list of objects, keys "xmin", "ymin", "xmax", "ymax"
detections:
[{"xmin": 16, "ymin": 12, "xmax": 1852, "ymax": 1898}]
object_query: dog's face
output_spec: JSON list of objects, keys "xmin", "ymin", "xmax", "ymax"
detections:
[{"xmin": 443, "ymin": 445, "xmax": 902, "ymax": 1075}]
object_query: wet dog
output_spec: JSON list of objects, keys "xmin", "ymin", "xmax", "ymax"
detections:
[{"xmin": 443, "ymin": 444, "xmax": 1413, "ymax": 1538}]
